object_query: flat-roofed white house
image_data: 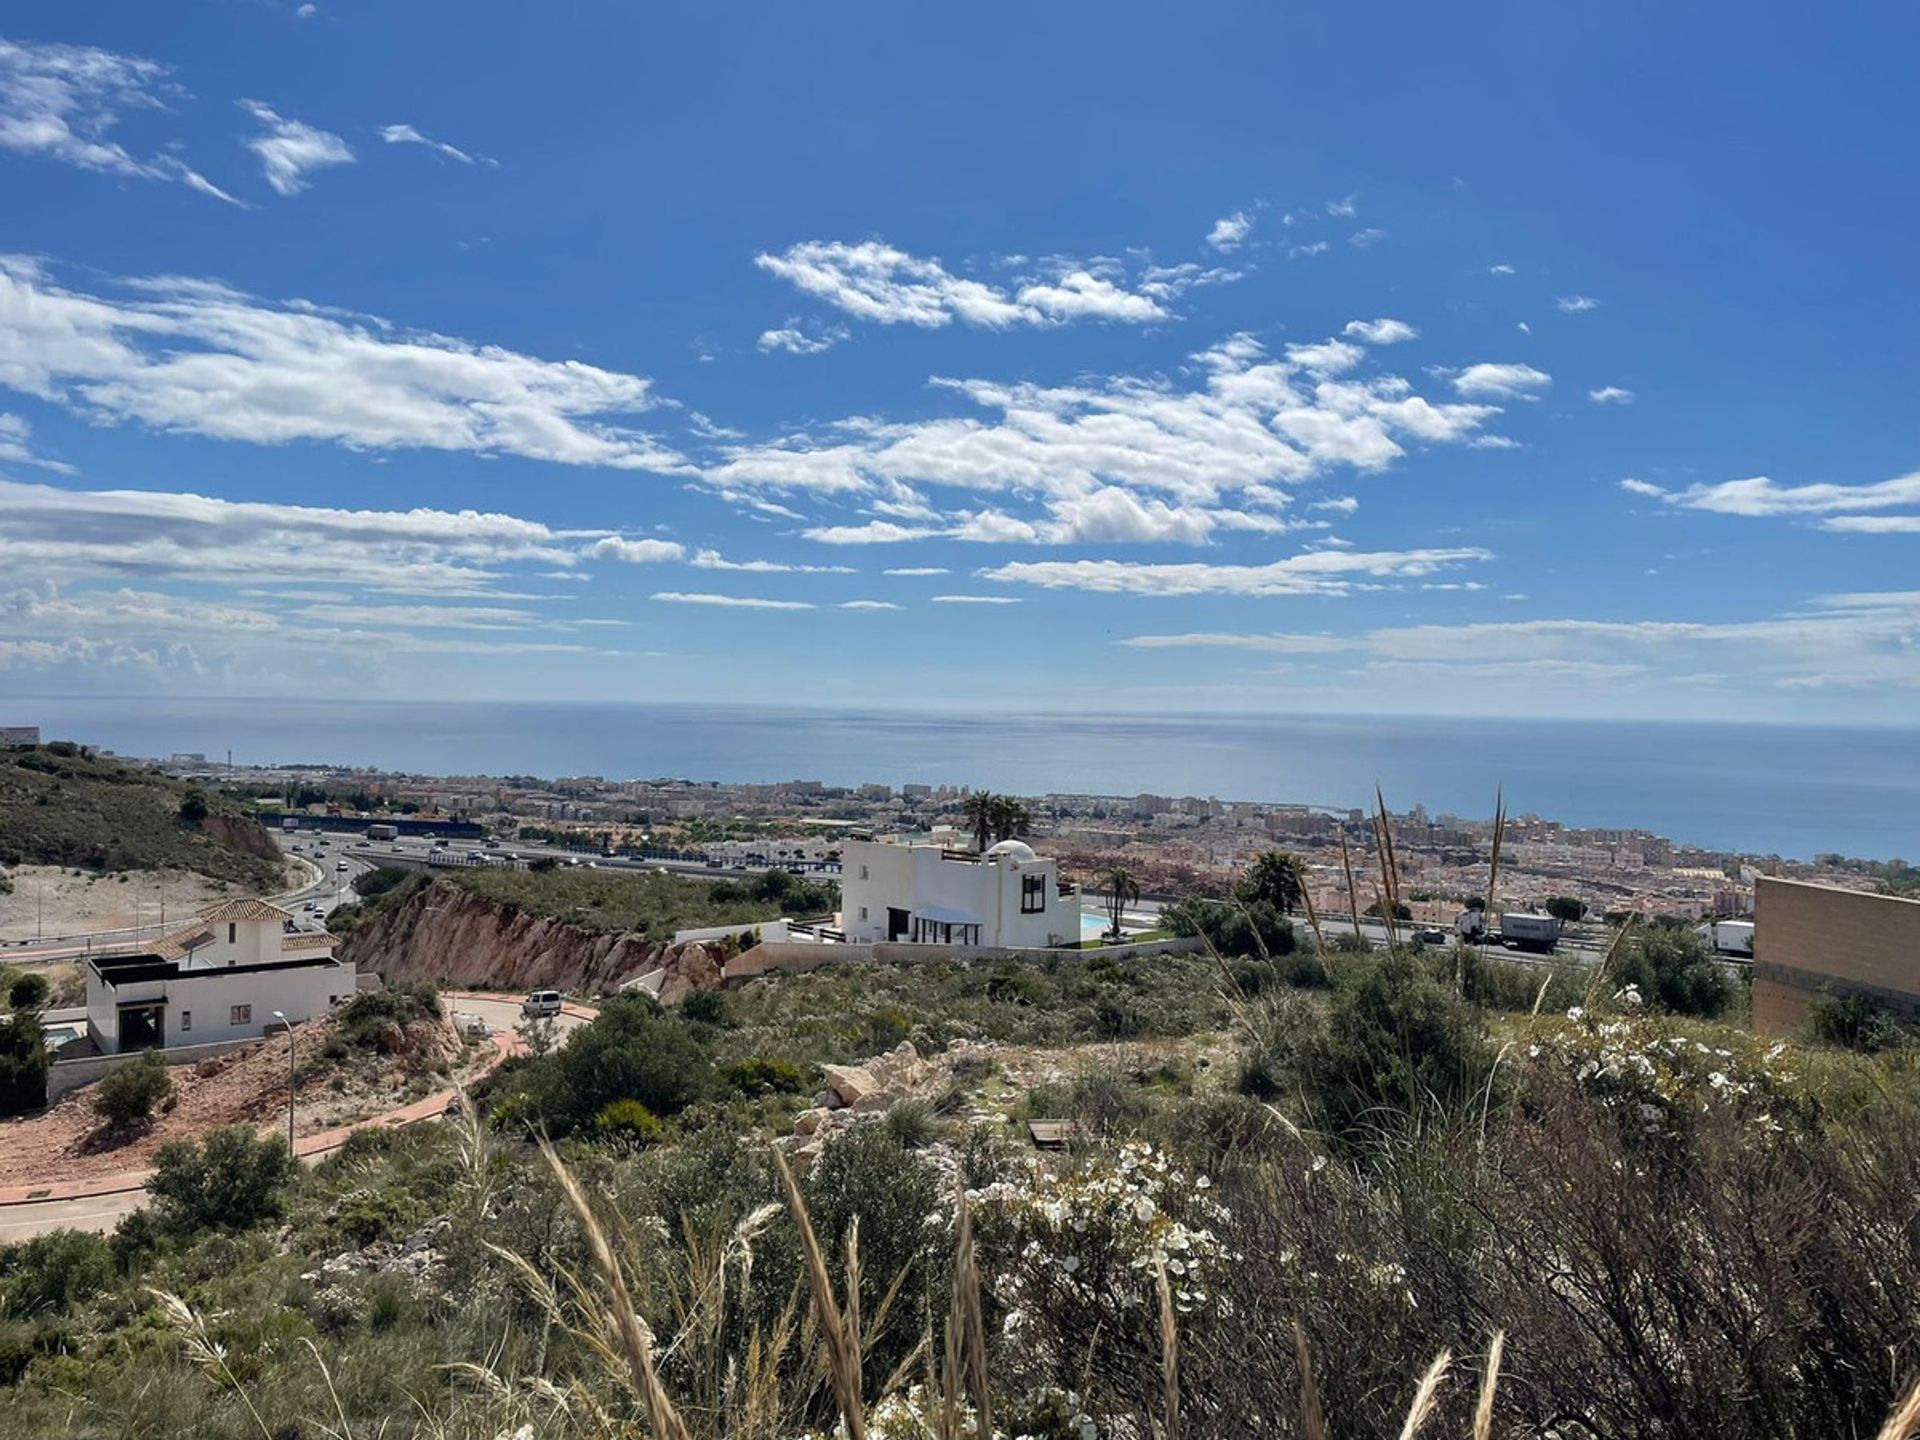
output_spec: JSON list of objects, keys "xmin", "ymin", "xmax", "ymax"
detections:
[
  {"xmin": 85, "ymin": 898, "xmax": 354, "ymax": 1054},
  {"xmin": 838, "ymin": 837, "xmax": 1079, "ymax": 948}
]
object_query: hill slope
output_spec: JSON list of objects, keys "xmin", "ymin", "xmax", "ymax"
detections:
[{"xmin": 0, "ymin": 742, "xmax": 282, "ymax": 890}]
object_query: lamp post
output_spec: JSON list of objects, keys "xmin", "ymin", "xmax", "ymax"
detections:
[{"xmin": 271, "ymin": 1010, "xmax": 294, "ymax": 1153}]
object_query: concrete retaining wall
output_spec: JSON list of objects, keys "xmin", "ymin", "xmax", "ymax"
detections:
[
  {"xmin": 1752, "ymin": 877, "xmax": 1920, "ymax": 1033},
  {"xmin": 725, "ymin": 934, "xmax": 1202, "ymax": 983},
  {"xmin": 48, "ymin": 1036, "xmax": 264, "ymax": 1103}
]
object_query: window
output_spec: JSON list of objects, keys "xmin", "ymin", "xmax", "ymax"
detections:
[
  {"xmin": 230, "ymin": 1004, "xmax": 252, "ymax": 1025},
  {"xmin": 859, "ymin": 864, "xmax": 869, "ymax": 880},
  {"xmin": 227, "ymin": 923, "xmax": 236, "ymax": 944},
  {"xmin": 180, "ymin": 1010, "xmax": 192, "ymax": 1032},
  {"xmin": 1021, "ymin": 873, "xmax": 1047, "ymax": 914},
  {"xmin": 859, "ymin": 906, "xmax": 869, "ymax": 921}
]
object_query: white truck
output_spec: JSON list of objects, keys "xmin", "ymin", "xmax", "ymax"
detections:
[
  {"xmin": 1698, "ymin": 919, "xmax": 1755, "ymax": 957},
  {"xmin": 1458, "ymin": 908, "xmax": 1561, "ymax": 952}
]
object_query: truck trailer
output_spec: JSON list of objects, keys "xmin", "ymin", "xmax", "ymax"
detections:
[
  {"xmin": 1697, "ymin": 918, "xmax": 1755, "ymax": 957},
  {"xmin": 366, "ymin": 823, "xmax": 398, "ymax": 841}
]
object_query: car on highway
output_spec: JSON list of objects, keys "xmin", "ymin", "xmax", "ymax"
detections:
[
  {"xmin": 335, "ymin": 861, "xmax": 349, "ymax": 872},
  {"xmin": 391, "ymin": 845, "xmax": 404, "ymax": 853},
  {"xmin": 521, "ymin": 990, "xmax": 563, "ymax": 1018}
]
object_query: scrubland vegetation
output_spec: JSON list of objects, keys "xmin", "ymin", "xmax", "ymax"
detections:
[{"xmin": 5, "ymin": 910, "xmax": 1920, "ymax": 1438}]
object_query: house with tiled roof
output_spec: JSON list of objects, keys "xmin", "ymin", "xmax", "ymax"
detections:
[{"xmin": 84, "ymin": 897, "xmax": 355, "ymax": 1054}]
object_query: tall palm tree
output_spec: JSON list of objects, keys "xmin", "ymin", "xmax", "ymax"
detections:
[
  {"xmin": 962, "ymin": 791, "xmax": 997, "ymax": 853},
  {"xmin": 1100, "ymin": 866, "xmax": 1140, "ymax": 943},
  {"xmin": 1238, "ymin": 850, "xmax": 1305, "ymax": 914},
  {"xmin": 989, "ymin": 795, "xmax": 1032, "ymax": 845}
]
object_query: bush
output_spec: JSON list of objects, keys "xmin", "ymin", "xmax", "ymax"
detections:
[
  {"xmin": 7, "ymin": 973, "xmax": 48, "ymax": 1011},
  {"xmin": 0, "ymin": 1008, "xmax": 48, "ymax": 1116},
  {"xmin": 1612, "ymin": 925, "xmax": 1735, "ymax": 1018},
  {"xmin": 883, "ymin": 1096, "xmax": 938, "ymax": 1149},
  {"xmin": 146, "ymin": 1126, "xmax": 295, "ymax": 1236},
  {"xmin": 1164, "ymin": 896, "xmax": 1296, "ymax": 961},
  {"xmin": 720, "ymin": 1055, "xmax": 808, "ymax": 1097},
  {"xmin": 1545, "ymin": 895, "xmax": 1587, "ymax": 923},
  {"xmin": 500, "ymin": 993, "xmax": 714, "ymax": 1137},
  {"xmin": 1252, "ymin": 953, "xmax": 1499, "ymax": 1144},
  {"xmin": 92, "ymin": 1050, "xmax": 172, "ymax": 1129},
  {"xmin": 592, "ymin": 1098, "xmax": 664, "ymax": 1152},
  {"xmin": 1808, "ymin": 990, "xmax": 1916, "ymax": 1053},
  {"xmin": 679, "ymin": 987, "xmax": 730, "ymax": 1026},
  {"xmin": 334, "ymin": 982, "xmax": 441, "ymax": 1050},
  {"xmin": 351, "ymin": 866, "xmax": 414, "ymax": 901},
  {"xmin": 0, "ymin": 1230, "xmax": 114, "ymax": 1319}
]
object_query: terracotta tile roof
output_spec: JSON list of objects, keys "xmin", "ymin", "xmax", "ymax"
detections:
[
  {"xmin": 196, "ymin": 897, "xmax": 295, "ymax": 924},
  {"xmin": 280, "ymin": 932, "xmax": 337, "ymax": 953},
  {"xmin": 151, "ymin": 927, "xmax": 214, "ymax": 960}
]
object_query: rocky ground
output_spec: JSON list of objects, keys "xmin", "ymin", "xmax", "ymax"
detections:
[{"xmin": 0, "ymin": 1010, "xmax": 485, "ymax": 1186}]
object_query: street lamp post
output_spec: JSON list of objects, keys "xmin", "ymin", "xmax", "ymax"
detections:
[{"xmin": 271, "ymin": 1010, "xmax": 294, "ymax": 1153}]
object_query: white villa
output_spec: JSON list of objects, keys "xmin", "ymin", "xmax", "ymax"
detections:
[
  {"xmin": 85, "ymin": 898, "xmax": 354, "ymax": 1054},
  {"xmin": 838, "ymin": 836, "xmax": 1080, "ymax": 948}
]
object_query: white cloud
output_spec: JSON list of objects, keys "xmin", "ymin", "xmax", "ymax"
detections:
[
  {"xmin": 1343, "ymin": 318, "xmax": 1417, "ymax": 344},
  {"xmin": 239, "ymin": 98, "xmax": 353, "ymax": 195},
  {"xmin": 1488, "ymin": 264, "xmax": 1515, "ymax": 277},
  {"xmin": 586, "ymin": 537, "xmax": 685, "ymax": 564},
  {"xmin": 1288, "ymin": 241, "xmax": 1329, "ymax": 259},
  {"xmin": 1556, "ymin": 295, "xmax": 1600, "ymax": 313},
  {"xmin": 980, "ymin": 545, "xmax": 1493, "ymax": 597},
  {"xmin": 1348, "ymin": 228, "xmax": 1387, "ymax": 248},
  {"xmin": 380, "ymin": 122, "xmax": 481, "ymax": 165},
  {"xmin": 1325, "ymin": 194, "xmax": 1357, "ymax": 217},
  {"xmin": 754, "ymin": 240, "xmax": 1165, "ymax": 329},
  {"xmin": 839, "ymin": 599, "xmax": 901, "ymax": 610},
  {"xmin": 1118, "ymin": 631, "xmax": 1350, "ymax": 653},
  {"xmin": 758, "ymin": 322, "xmax": 848, "ymax": 355},
  {"xmin": 297, "ymin": 4, "xmax": 317, "ymax": 17},
  {"xmin": 1589, "ymin": 385, "xmax": 1634, "ymax": 404},
  {"xmin": 691, "ymin": 548, "xmax": 852, "ymax": 573},
  {"xmin": 0, "ymin": 259, "xmax": 688, "ymax": 471},
  {"xmin": 1823, "ymin": 515, "xmax": 1920, "ymax": 534},
  {"xmin": 650, "ymin": 591, "xmax": 814, "ymax": 611},
  {"xmin": 1137, "ymin": 262, "xmax": 1243, "ymax": 300},
  {"xmin": 0, "ymin": 37, "xmax": 236, "ymax": 201},
  {"xmin": 1618, "ymin": 478, "xmax": 1667, "ymax": 498},
  {"xmin": 1452, "ymin": 362, "xmax": 1551, "ymax": 399},
  {"xmin": 0, "ymin": 413, "xmax": 72, "ymax": 473},
  {"xmin": 1206, "ymin": 211, "xmax": 1252, "ymax": 252},
  {"xmin": 715, "ymin": 334, "xmax": 1502, "ymax": 545},
  {"xmin": 1656, "ymin": 471, "xmax": 1920, "ymax": 519},
  {"xmin": 1310, "ymin": 495, "xmax": 1360, "ymax": 514},
  {"xmin": 0, "ymin": 476, "xmax": 608, "ymax": 595},
  {"xmin": 883, "ymin": 566, "xmax": 947, "ymax": 576},
  {"xmin": 931, "ymin": 594, "xmax": 1021, "ymax": 604}
]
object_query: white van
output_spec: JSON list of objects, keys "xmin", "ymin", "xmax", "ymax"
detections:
[{"xmin": 521, "ymin": 990, "xmax": 563, "ymax": 1018}]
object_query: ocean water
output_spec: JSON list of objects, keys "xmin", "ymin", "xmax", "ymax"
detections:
[{"xmin": 14, "ymin": 697, "xmax": 1919, "ymax": 862}]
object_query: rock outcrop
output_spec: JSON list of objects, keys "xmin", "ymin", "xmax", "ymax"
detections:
[{"xmin": 337, "ymin": 882, "xmax": 719, "ymax": 998}]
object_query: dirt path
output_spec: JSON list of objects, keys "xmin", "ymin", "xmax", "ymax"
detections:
[{"xmin": 0, "ymin": 866, "xmax": 234, "ymax": 944}]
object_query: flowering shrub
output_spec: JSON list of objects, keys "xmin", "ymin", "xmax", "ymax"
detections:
[{"xmin": 1525, "ymin": 1008, "xmax": 1813, "ymax": 1143}]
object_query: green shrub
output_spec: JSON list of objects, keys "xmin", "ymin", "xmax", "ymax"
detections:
[
  {"xmin": 680, "ymin": 987, "xmax": 730, "ymax": 1026},
  {"xmin": 1612, "ymin": 925, "xmax": 1735, "ymax": 1018},
  {"xmin": 92, "ymin": 1050, "xmax": 173, "ymax": 1129},
  {"xmin": 147, "ymin": 1126, "xmax": 295, "ymax": 1236},
  {"xmin": 501, "ymin": 993, "xmax": 714, "ymax": 1137},
  {"xmin": 351, "ymin": 866, "xmax": 415, "ymax": 901},
  {"xmin": 720, "ymin": 1055, "xmax": 808, "ymax": 1096},
  {"xmin": 7, "ymin": 973, "xmax": 48, "ymax": 1011},
  {"xmin": 0, "ymin": 1230, "xmax": 114, "ymax": 1319},
  {"xmin": 0, "ymin": 1008, "xmax": 48, "ymax": 1117},
  {"xmin": 883, "ymin": 1096, "xmax": 938, "ymax": 1149},
  {"xmin": 334, "ymin": 982, "xmax": 441, "ymax": 1050},
  {"xmin": 1808, "ymin": 990, "xmax": 1916, "ymax": 1053},
  {"xmin": 593, "ymin": 1098, "xmax": 664, "ymax": 1152}
]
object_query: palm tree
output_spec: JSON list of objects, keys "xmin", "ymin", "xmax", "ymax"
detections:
[
  {"xmin": 962, "ymin": 791, "xmax": 997, "ymax": 853},
  {"xmin": 989, "ymin": 795, "xmax": 1032, "ymax": 845},
  {"xmin": 1100, "ymin": 866, "xmax": 1140, "ymax": 943},
  {"xmin": 1237, "ymin": 850, "xmax": 1305, "ymax": 914}
]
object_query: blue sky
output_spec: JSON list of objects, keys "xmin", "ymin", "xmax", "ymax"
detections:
[{"xmin": 1, "ymin": 2, "xmax": 1916, "ymax": 721}]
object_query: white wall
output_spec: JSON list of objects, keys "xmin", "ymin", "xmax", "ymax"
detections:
[
  {"xmin": 87, "ymin": 958, "xmax": 355, "ymax": 1053},
  {"xmin": 839, "ymin": 840, "xmax": 1077, "ymax": 947}
]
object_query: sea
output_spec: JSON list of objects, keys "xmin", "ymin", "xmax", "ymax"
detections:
[{"xmin": 13, "ymin": 697, "xmax": 1919, "ymax": 863}]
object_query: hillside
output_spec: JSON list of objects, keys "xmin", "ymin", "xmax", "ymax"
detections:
[
  {"xmin": 0, "ymin": 742, "xmax": 282, "ymax": 891},
  {"xmin": 438, "ymin": 863, "xmax": 833, "ymax": 938}
]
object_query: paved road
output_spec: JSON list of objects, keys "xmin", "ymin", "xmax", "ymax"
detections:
[{"xmin": 0, "ymin": 992, "xmax": 591, "ymax": 1242}]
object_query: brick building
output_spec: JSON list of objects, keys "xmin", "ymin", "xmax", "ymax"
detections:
[{"xmin": 1751, "ymin": 877, "xmax": 1920, "ymax": 1033}]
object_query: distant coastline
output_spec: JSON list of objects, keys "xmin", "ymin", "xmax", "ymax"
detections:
[{"xmin": 14, "ymin": 696, "xmax": 1919, "ymax": 863}]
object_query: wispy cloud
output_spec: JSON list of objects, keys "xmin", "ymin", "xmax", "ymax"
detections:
[
  {"xmin": 1452, "ymin": 362, "xmax": 1551, "ymax": 399},
  {"xmin": 1556, "ymin": 294, "xmax": 1600, "ymax": 313},
  {"xmin": 981, "ymin": 545, "xmax": 1493, "ymax": 598},
  {"xmin": 1488, "ymin": 263, "xmax": 1516, "ymax": 277},
  {"xmin": 1348, "ymin": 227, "xmax": 1387, "ymax": 248},
  {"xmin": 931, "ymin": 594, "xmax": 1021, "ymax": 604},
  {"xmin": 691, "ymin": 548, "xmax": 852, "ymax": 574},
  {"xmin": 0, "ymin": 259, "xmax": 688, "ymax": 471},
  {"xmin": 839, "ymin": 599, "xmax": 901, "ymax": 610},
  {"xmin": 586, "ymin": 537, "xmax": 684, "ymax": 564},
  {"xmin": 1342, "ymin": 317, "xmax": 1417, "ymax": 344},
  {"xmin": 239, "ymin": 99, "xmax": 353, "ymax": 195},
  {"xmin": 0, "ymin": 36, "xmax": 236, "ymax": 201},
  {"xmin": 0, "ymin": 414, "xmax": 73, "ymax": 473},
  {"xmin": 1206, "ymin": 210, "xmax": 1252, "ymax": 252},
  {"xmin": 755, "ymin": 240, "xmax": 1167, "ymax": 328},
  {"xmin": 1589, "ymin": 385, "xmax": 1634, "ymax": 404},
  {"xmin": 1638, "ymin": 470, "xmax": 1920, "ymax": 526},
  {"xmin": 758, "ymin": 322, "xmax": 848, "ymax": 355},
  {"xmin": 883, "ymin": 566, "xmax": 948, "ymax": 576},
  {"xmin": 380, "ymin": 122, "xmax": 484, "ymax": 165},
  {"xmin": 1118, "ymin": 631, "xmax": 1350, "ymax": 653},
  {"xmin": 650, "ymin": 591, "xmax": 813, "ymax": 610}
]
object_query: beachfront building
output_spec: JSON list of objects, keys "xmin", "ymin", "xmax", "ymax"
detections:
[
  {"xmin": 838, "ymin": 836, "xmax": 1080, "ymax": 948},
  {"xmin": 84, "ymin": 899, "xmax": 354, "ymax": 1054}
]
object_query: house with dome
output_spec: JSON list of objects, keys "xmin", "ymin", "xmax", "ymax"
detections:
[{"xmin": 837, "ymin": 835, "xmax": 1080, "ymax": 948}]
